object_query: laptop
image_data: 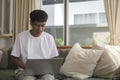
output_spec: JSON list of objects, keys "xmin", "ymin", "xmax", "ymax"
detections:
[{"xmin": 25, "ymin": 58, "xmax": 64, "ymax": 76}]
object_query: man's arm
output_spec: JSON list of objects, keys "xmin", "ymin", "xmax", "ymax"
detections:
[{"xmin": 11, "ymin": 55, "xmax": 26, "ymax": 69}]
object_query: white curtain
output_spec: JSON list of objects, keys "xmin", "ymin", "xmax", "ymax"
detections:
[
  {"xmin": 104, "ymin": 0, "xmax": 120, "ymax": 45},
  {"xmin": 12, "ymin": 0, "xmax": 35, "ymax": 42}
]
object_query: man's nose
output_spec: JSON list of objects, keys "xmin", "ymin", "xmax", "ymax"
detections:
[{"xmin": 39, "ymin": 26, "xmax": 43, "ymax": 30}]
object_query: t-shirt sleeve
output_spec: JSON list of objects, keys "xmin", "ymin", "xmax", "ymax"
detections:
[
  {"xmin": 11, "ymin": 36, "xmax": 21, "ymax": 57},
  {"xmin": 50, "ymin": 37, "xmax": 59, "ymax": 58}
]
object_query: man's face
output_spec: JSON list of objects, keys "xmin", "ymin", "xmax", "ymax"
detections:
[{"xmin": 31, "ymin": 21, "xmax": 46, "ymax": 34}]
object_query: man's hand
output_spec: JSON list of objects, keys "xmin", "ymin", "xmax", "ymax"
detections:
[{"xmin": 11, "ymin": 56, "xmax": 26, "ymax": 69}]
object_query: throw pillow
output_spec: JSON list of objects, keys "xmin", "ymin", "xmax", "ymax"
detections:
[
  {"xmin": 0, "ymin": 48, "xmax": 9, "ymax": 69},
  {"xmin": 8, "ymin": 48, "xmax": 17, "ymax": 69},
  {"xmin": 92, "ymin": 40, "xmax": 120, "ymax": 78},
  {"xmin": 0, "ymin": 50, "xmax": 2, "ymax": 63},
  {"xmin": 60, "ymin": 43, "xmax": 103, "ymax": 79}
]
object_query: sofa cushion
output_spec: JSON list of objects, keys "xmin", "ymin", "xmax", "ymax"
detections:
[
  {"xmin": 8, "ymin": 48, "xmax": 17, "ymax": 69},
  {"xmin": 0, "ymin": 48, "xmax": 17, "ymax": 69},
  {"xmin": 92, "ymin": 40, "xmax": 120, "ymax": 78},
  {"xmin": 0, "ymin": 48, "xmax": 9, "ymax": 69},
  {"xmin": 0, "ymin": 50, "xmax": 2, "ymax": 63},
  {"xmin": 0, "ymin": 69, "xmax": 15, "ymax": 80},
  {"xmin": 58, "ymin": 49, "xmax": 70, "ymax": 58},
  {"xmin": 60, "ymin": 43, "xmax": 103, "ymax": 79},
  {"xmin": 62, "ymin": 77, "xmax": 114, "ymax": 80}
]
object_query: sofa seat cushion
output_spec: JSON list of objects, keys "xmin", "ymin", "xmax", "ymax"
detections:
[
  {"xmin": 0, "ymin": 69, "xmax": 15, "ymax": 80},
  {"xmin": 61, "ymin": 77, "xmax": 114, "ymax": 80}
]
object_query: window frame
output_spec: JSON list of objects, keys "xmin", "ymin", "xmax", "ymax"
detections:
[{"xmin": 0, "ymin": 0, "xmax": 13, "ymax": 35}]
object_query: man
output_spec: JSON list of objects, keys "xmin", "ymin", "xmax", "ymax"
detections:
[{"xmin": 11, "ymin": 10, "xmax": 59, "ymax": 80}]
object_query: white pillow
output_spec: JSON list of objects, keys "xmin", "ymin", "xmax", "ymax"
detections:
[
  {"xmin": 92, "ymin": 40, "xmax": 120, "ymax": 78},
  {"xmin": 60, "ymin": 43, "xmax": 103, "ymax": 79},
  {"xmin": 0, "ymin": 50, "xmax": 3, "ymax": 63}
]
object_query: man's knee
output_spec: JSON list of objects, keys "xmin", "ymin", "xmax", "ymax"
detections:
[
  {"xmin": 40, "ymin": 74, "xmax": 54, "ymax": 80},
  {"xmin": 23, "ymin": 76, "xmax": 36, "ymax": 80}
]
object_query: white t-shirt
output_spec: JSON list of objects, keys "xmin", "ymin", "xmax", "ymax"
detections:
[{"xmin": 11, "ymin": 30, "xmax": 59, "ymax": 64}]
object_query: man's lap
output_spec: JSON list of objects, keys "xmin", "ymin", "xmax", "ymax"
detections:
[{"xmin": 15, "ymin": 69, "xmax": 55, "ymax": 80}]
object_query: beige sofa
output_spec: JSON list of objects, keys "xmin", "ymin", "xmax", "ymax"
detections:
[
  {"xmin": 0, "ymin": 47, "xmax": 119, "ymax": 80},
  {"xmin": 0, "ymin": 48, "xmax": 15, "ymax": 80}
]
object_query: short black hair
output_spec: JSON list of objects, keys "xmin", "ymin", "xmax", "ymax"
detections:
[{"xmin": 30, "ymin": 10, "xmax": 48, "ymax": 22}]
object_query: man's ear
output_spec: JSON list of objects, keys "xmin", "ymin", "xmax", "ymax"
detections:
[{"xmin": 30, "ymin": 20, "xmax": 33, "ymax": 26}]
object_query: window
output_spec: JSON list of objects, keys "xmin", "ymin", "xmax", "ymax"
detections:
[
  {"xmin": 41, "ymin": 0, "xmax": 64, "ymax": 46},
  {"xmin": 36, "ymin": 0, "xmax": 109, "ymax": 46},
  {"xmin": 1, "ymin": 0, "xmax": 109, "ymax": 46},
  {"xmin": 74, "ymin": 13, "xmax": 97, "ymax": 24},
  {"xmin": 0, "ymin": 0, "xmax": 12, "ymax": 35},
  {"xmin": 0, "ymin": 0, "xmax": 2, "ymax": 32},
  {"xmin": 99, "ymin": 12, "xmax": 107, "ymax": 24},
  {"xmin": 68, "ymin": 0, "xmax": 109, "ymax": 46},
  {"xmin": 93, "ymin": 32, "xmax": 110, "ymax": 44}
]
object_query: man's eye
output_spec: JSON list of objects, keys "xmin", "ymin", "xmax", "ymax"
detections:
[
  {"xmin": 34, "ymin": 24, "xmax": 38, "ymax": 26},
  {"xmin": 42, "ymin": 25, "xmax": 45, "ymax": 27}
]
